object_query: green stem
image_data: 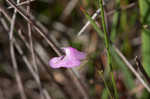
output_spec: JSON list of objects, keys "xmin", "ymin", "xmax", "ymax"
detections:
[{"xmin": 99, "ymin": 0, "xmax": 118, "ymax": 98}]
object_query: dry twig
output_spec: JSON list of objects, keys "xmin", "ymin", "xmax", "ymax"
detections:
[
  {"xmin": 8, "ymin": 0, "xmax": 35, "ymax": 9},
  {"xmin": 5, "ymin": 0, "xmax": 89, "ymax": 98},
  {"xmin": 77, "ymin": 2, "xmax": 136, "ymax": 36},
  {"xmin": 8, "ymin": 0, "xmax": 27, "ymax": 98},
  {"xmin": 26, "ymin": 1, "xmax": 44, "ymax": 99},
  {"xmin": 0, "ymin": 5, "xmax": 53, "ymax": 99},
  {"xmin": 113, "ymin": 45, "xmax": 150, "ymax": 93}
]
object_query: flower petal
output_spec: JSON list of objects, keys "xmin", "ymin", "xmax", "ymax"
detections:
[
  {"xmin": 49, "ymin": 56, "xmax": 81, "ymax": 68},
  {"xmin": 49, "ymin": 47, "xmax": 86, "ymax": 68},
  {"xmin": 49, "ymin": 56, "xmax": 64, "ymax": 68},
  {"xmin": 63, "ymin": 47, "xmax": 86, "ymax": 60}
]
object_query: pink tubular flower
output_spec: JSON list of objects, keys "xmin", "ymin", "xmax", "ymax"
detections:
[{"xmin": 49, "ymin": 47, "xmax": 86, "ymax": 68}]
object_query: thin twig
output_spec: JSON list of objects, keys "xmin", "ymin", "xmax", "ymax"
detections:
[
  {"xmin": 26, "ymin": 1, "xmax": 44, "ymax": 99},
  {"xmin": 113, "ymin": 45, "xmax": 150, "ymax": 93},
  {"xmin": 18, "ymin": 29, "xmax": 71, "ymax": 99},
  {"xmin": 77, "ymin": 2, "xmax": 136, "ymax": 36},
  {"xmin": 43, "ymin": 89, "xmax": 52, "ymax": 99},
  {"xmin": 0, "ymin": 10, "xmax": 53, "ymax": 99},
  {"xmin": 0, "ymin": 13, "xmax": 9, "ymax": 30},
  {"xmin": 107, "ymin": 2, "xmax": 136, "ymax": 16},
  {"xmin": 0, "ymin": 5, "xmax": 11, "ymax": 22},
  {"xmin": 78, "ymin": 1, "xmax": 150, "ymax": 93},
  {"xmin": 5, "ymin": 1, "xmax": 89, "ymax": 98},
  {"xmin": 7, "ymin": 0, "xmax": 35, "ymax": 9},
  {"xmin": 77, "ymin": 9, "xmax": 101, "ymax": 36},
  {"xmin": 6, "ymin": 0, "xmax": 62, "ymax": 56},
  {"xmin": 27, "ymin": 0, "xmax": 38, "ymax": 74},
  {"xmin": 0, "ymin": 15, "xmax": 28, "ymax": 99},
  {"xmin": 8, "ymin": 0, "xmax": 27, "ymax": 99}
]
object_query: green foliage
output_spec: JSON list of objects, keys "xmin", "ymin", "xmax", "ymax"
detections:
[
  {"xmin": 141, "ymin": 29, "xmax": 150, "ymax": 76},
  {"xmin": 111, "ymin": 11, "xmax": 120, "ymax": 42},
  {"xmin": 111, "ymin": 0, "xmax": 120, "ymax": 42},
  {"xmin": 101, "ymin": 88, "xmax": 109, "ymax": 99},
  {"xmin": 139, "ymin": 0, "xmax": 150, "ymax": 76},
  {"xmin": 81, "ymin": 8, "xmax": 104, "ymax": 38},
  {"xmin": 111, "ymin": 47, "xmax": 135, "ymax": 89},
  {"xmin": 70, "ymin": 41, "xmax": 82, "ymax": 50},
  {"xmin": 141, "ymin": 89, "xmax": 150, "ymax": 99},
  {"xmin": 98, "ymin": 71, "xmax": 113, "ymax": 99}
]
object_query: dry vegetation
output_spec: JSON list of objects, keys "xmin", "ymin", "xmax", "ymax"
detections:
[{"xmin": 0, "ymin": 0, "xmax": 150, "ymax": 99}]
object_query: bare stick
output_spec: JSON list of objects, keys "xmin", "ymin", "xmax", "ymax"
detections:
[
  {"xmin": 113, "ymin": 45, "xmax": 150, "ymax": 93},
  {"xmin": 3, "ymin": 1, "xmax": 39, "ymax": 82},
  {"xmin": 18, "ymin": 30, "xmax": 72, "ymax": 99},
  {"xmin": 8, "ymin": 0, "xmax": 27, "ymax": 98},
  {"xmin": 0, "ymin": 16, "xmax": 27, "ymax": 99},
  {"xmin": 43, "ymin": 89, "xmax": 52, "ymax": 99},
  {"xmin": 6, "ymin": 0, "xmax": 62, "ymax": 56},
  {"xmin": 5, "ymin": 1, "xmax": 89, "ymax": 98},
  {"xmin": 0, "ymin": 13, "xmax": 9, "ymax": 30},
  {"xmin": 26, "ymin": 1, "xmax": 44, "ymax": 99},
  {"xmin": 8, "ymin": 0, "xmax": 35, "ymax": 9},
  {"xmin": 1, "ymin": 7, "xmax": 53, "ymax": 99},
  {"xmin": 1, "ymin": 3, "xmax": 84, "ymax": 99},
  {"xmin": 3, "ymin": 1, "xmax": 89, "ymax": 98},
  {"xmin": 77, "ymin": 9, "xmax": 101, "ymax": 36},
  {"xmin": 0, "ymin": 6, "xmax": 11, "ymax": 22},
  {"xmin": 77, "ymin": 2, "xmax": 136, "ymax": 36},
  {"xmin": 27, "ymin": 0, "xmax": 38, "ymax": 73},
  {"xmin": 17, "ymin": 31, "xmax": 53, "ymax": 99}
]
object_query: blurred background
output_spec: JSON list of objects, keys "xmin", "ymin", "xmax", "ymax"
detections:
[{"xmin": 0, "ymin": 0, "xmax": 150, "ymax": 99}]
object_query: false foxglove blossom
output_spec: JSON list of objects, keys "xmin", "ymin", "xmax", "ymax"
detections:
[{"xmin": 49, "ymin": 47, "xmax": 86, "ymax": 68}]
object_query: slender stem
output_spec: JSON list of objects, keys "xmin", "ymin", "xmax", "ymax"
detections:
[{"xmin": 99, "ymin": 0, "xmax": 118, "ymax": 98}]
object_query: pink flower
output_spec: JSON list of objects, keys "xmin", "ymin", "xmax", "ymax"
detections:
[{"xmin": 49, "ymin": 47, "xmax": 86, "ymax": 68}]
